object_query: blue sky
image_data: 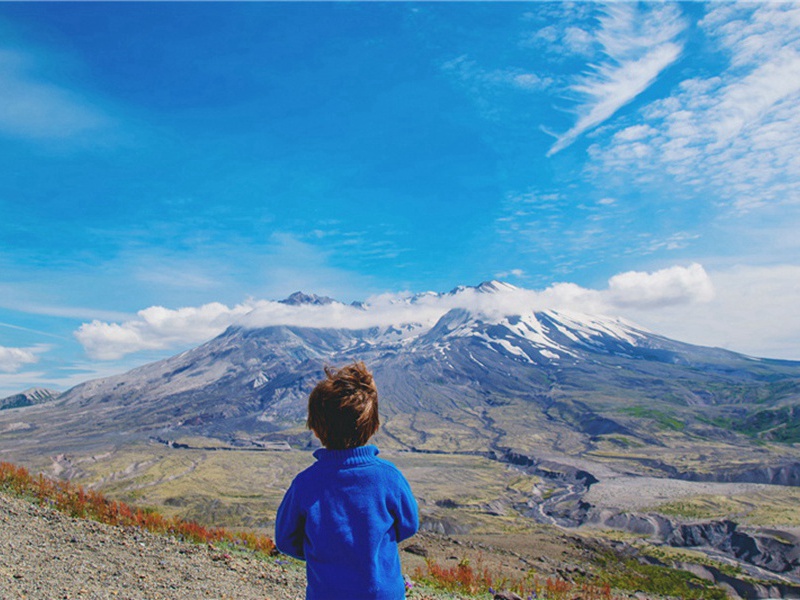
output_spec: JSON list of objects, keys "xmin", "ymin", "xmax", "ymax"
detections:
[{"xmin": 2, "ymin": 2, "xmax": 800, "ymax": 396}]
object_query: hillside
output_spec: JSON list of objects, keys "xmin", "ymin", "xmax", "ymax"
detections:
[{"xmin": 0, "ymin": 388, "xmax": 59, "ymax": 411}]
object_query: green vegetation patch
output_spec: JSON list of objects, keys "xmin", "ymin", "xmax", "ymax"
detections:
[
  {"xmin": 642, "ymin": 546, "xmax": 743, "ymax": 579},
  {"xmin": 704, "ymin": 404, "xmax": 800, "ymax": 443},
  {"xmin": 603, "ymin": 435, "xmax": 644, "ymax": 449},
  {"xmin": 650, "ymin": 496, "xmax": 743, "ymax": 520},
  {"xmin": 591, "ymin": 550, "xmax": 727, "ymax": 600},
  {"xmin": 649, "ymin": 488, "xmax": 800, "ymax": 527},
  {"xmin": 618, "ymin": 406, "xmax": 685, "ymax": 431}
]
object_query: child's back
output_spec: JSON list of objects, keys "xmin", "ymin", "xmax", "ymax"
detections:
[{"xmin": 275, "ymin": 363, "xmax": 419, "ymax": 600}]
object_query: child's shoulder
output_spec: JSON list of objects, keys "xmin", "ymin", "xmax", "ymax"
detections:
[
  {"xmin": 375, "ymin": 455, "xmax": 412, "ymax": 483},
  {"xmin": 375, "ymin": 455, "xmax": 402, "ymax": 472}
]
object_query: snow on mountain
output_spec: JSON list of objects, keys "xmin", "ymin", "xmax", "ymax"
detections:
[
  {"xmin": 5, "ymin": 281, "xmax": 800, "ymax": 463},
  {"xmin": 53, "ymin": 292, "xmax": 671, "ymax": 423}
]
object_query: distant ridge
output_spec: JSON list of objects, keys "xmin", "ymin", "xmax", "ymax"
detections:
[
  {"xmin": 278, "ymin": 291, "xmax": 337, "ymax": 306},
  {"xmin": 0, "ymin": 387, "xmax": 60, "ymax": 411}
]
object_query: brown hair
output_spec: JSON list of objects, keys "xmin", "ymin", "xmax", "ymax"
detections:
[{"xmin": 307, "ymin": 361, "xmax": 380, "ymax": 450}]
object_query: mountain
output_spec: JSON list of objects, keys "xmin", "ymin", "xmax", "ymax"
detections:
[
  {"xmin": 278, "ymin": 291, "xmax": 337, "ymax": 306},
  {"xmin": 0, "ymin": 388, "xmax": 60, "ymax": 411},
  {"xmin": 4, "ymin": 281, "xmax": 799, "ymax": 480}
]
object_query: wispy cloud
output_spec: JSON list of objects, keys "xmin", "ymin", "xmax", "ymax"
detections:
[
  {"xmin": 0, "ymin": 47, "xmax": 112, "ymax": 141},
  {"xmin": 548, "ymin": 3, "xmax": 686, "ymax": 156},
  {"xmin": 591, "ymin": 3, "xmax": 800, "ymax": 212},
  {"xmin": 74, "ymin": 264, "xmax": 714, "ymax": 361},
  {"xmin": 0, "ymin": 294, "xmax": 132, "ymax": 322},
  {"xmin": 443, "ymin": 55, "xmax": 553, "ymax": 93}
]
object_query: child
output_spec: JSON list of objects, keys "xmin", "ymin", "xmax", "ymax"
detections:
[{"xmin": 275, "ymin": 362, "xmax": 419, "ymax": 600}]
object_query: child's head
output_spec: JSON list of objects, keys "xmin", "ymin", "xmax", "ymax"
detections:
[{"xmin": 307, "ymin": 361, "xmax": 380, "ymax": 450}]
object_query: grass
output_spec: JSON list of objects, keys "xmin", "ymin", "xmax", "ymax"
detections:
[
  {"xmin": 642, "ymin": 545, "xmax": 743, "ymax": 578},
  {"xmin": 710, "ymin": 405, "xmax": 800, "ymax": 443},
  {"xmin": 618, "ymin": 406, "xmax": 685, "ymax": 431},
  {"xmin": 0, "ymin": 461, "xmax": 276, "ymax": 555},
  {"xmin": 604, "ymin": 435, "xmax": 645, "ymax": 449},
  {"xmin": 651, "ymin": 488, "xmax": 800, "ymax": 526},
  {"xmin": 414, "ymin": 556, "xmax": 620, "ymax": 600},
  {"xmin": 590, "ymin": 550, "xmax": 728, "ymax": 600}
]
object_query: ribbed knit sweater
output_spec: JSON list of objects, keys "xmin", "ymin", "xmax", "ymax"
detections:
[{"xmin": 275, "ymin": 445, "xmax": 419, "ymax": 600}]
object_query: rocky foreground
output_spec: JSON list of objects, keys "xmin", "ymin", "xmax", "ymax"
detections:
[
  {"xmin": 0, "ymin": 493, "xmax": 462, "ymax": 600},
  {"xmin": 0, "ymin": 492, "xmax": 308, "ymax": 599}
]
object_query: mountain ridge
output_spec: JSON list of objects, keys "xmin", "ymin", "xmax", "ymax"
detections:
[
  {"xmin": 3, "ymin": 283, "xmax": 797, "ymax": 474},
  {"xmin": 0, "ymin": 387, "xmax": 60, "ymax": 411}
]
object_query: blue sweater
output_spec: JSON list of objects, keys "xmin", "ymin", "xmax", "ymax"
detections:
[{"xmin": 275, "ymin": 445, "xmax": 419, "ymax": 600}]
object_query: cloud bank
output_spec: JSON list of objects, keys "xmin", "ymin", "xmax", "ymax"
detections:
[
  {"xmin": 75, "ymin": 264, "xmax": 714, "ymax": 360},
  {"xmin": 75, "ymin": 302, "xmax": 255, "ymax": 361}
]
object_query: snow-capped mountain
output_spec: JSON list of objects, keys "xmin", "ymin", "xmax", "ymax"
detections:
[{"xmin": 3, "ymin": 282, "xmax": 800, "ymax": 464}]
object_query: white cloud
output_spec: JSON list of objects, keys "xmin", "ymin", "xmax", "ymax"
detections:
[
  {"xmin": 548, "ymin": 3, "xmax": 686, "ymax": 156},
  {"xmin": 442, "ymin": 55, "xmax": 553, "ymax": 95},
  {"xmin": 0, "ymin": 48, "xmax": 111, "ymax": 140},
  {"xmin": 75, "ymin": 264, "xmax": 715, "ymax": 360},
  {"xmin": 75, "ymin": 302, "xmax": 256, "ymax": 360},
  {"xmin": 563, "ymin": 26, "xmax": 594, "ymax": 56},
  {"xmin": 592, "ymin": 3, "xmax": 800, "ymax": 212},
  {"xmin": 622, "ymin": 264, "xmax": 800, "ymax": 360},
  {"xmin": 607, "ymin": 263, "xmax": 714, "ymax": 308},
  {"xmin": 0, "ymin": 345, "xmax": 41, "ymax": 373},
  {"xmin": 495, "ymin": 268, "xmax": 525, "ymax": 279}
]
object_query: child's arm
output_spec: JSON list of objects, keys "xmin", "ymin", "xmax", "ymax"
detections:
[
  {"xmin": 274, "ymin": 483, "xmax": 306, "ymax": 560},
  {"xmin": 393, "ymin": 475, "xmax": 419, "ymax": 542}
]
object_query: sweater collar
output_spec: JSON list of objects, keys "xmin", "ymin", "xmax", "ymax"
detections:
[{"xmin": 313, "ymin": 444, "xmax": 379, "ymax": 466}]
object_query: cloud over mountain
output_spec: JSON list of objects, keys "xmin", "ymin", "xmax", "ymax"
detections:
[{"xmin": 74, "ymin": 264, "xmax": 713, "ymax": 361}]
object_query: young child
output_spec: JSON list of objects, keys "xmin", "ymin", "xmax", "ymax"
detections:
[{"xmin": 275, "ymin": 362, "xmax": 419, "ymax": 600}]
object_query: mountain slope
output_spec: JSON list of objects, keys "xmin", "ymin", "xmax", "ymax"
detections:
[
  {"xmin": 0, "ymin": 387, "xmax": 60, "ymax": 410},
  {"xmin": 2, "ymin": 282, "xmax": 799, "ymax": 477}
]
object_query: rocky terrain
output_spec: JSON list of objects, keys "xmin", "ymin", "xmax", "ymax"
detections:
[
  {"xmin": 0, "ymin": 492, "xmax": 307, "ymax": 599},
  {"xmin": 1, "ymin": 491, "xmax": 483, "ymax": 600}
]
